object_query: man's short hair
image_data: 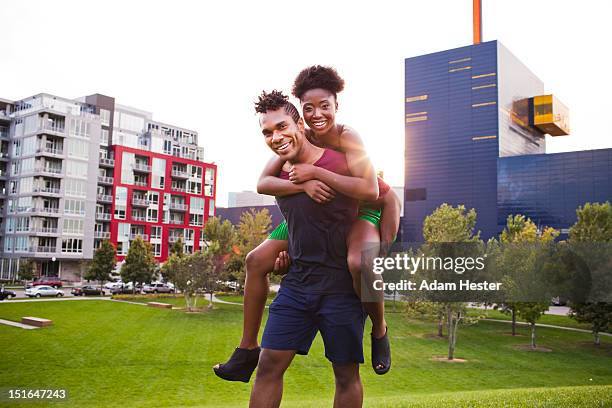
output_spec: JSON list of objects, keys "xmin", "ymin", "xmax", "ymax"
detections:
[
  {"xmin": 254, "ymin": 90, "xmax": 301, "ymax": 124},
  {"xmin": 292, "ymin": 65, "xmax": 345, "ymax": 100}
]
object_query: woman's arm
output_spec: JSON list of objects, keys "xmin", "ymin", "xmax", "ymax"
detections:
[
  {"xmin": 257, "ymin": 155, "xmax": 336, "ymax": 203},
  {"xmin": 288, "ymin": 128, "xmax": 379, "ymax": 202},
  {"xmin": 257, "ymin": 156, "xmax": 300, "ymax": 196}
]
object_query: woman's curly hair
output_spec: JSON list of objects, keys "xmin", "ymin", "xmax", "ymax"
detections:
[{"xmin": 292, "ymin": 65, "xmax": 345, "ymax": 100}]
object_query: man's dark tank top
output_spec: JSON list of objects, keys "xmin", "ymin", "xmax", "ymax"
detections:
[{"xmin": 276, "ymin": 148, "xmax": 358, "ymax": 294}]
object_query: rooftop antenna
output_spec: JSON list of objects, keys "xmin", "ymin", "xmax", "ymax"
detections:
[{"xmin": 473, "ymin": 0, "xmax": 482, "ymax": 44}]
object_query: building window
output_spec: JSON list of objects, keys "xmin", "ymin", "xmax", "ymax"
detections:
[
  {"xmin": 205, "ymin": 168, "xmax": 215, "ymax": 197},
  {"xmin": 152, "ymin": 243, "xmax": 161, "ymax": 257},
  {"xmin": 189, "ymin": 214, "xmax": 203, "ymax": 227},
  {"xmin": 61, "ymin": 238, "xmax": 83, "ymax": 253},
  {"xmin": 64, "ymin": 199, "xmax": 85, "ymax": 215},
  {"xmin": 151, "ymin": 226, "xmax": 162, "ymax": 240},
  {"xmin": 100, "ymin": 109, "xmax": 111, "ymax": 126},
  {"xmin": 147, "ymin": 208, "xmax": 158, "ymax": 223}
]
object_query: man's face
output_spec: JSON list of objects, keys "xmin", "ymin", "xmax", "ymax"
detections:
[{"xmin": 260, "ymin": 109, "xmax": 305, "ymax": 161}]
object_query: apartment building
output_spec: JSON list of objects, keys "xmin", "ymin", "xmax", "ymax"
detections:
[{"xmin": 0, "ymin": 93, "xmax": 216, "ymax": 281}]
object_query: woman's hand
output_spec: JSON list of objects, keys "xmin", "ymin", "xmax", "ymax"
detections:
[
  {"xmin": 288, "ymin": 163, "xmax": 318, "ymax": 184},
  {"xmin": 302, "ymin": 180, "xmax": 335, "ymax": 204}
]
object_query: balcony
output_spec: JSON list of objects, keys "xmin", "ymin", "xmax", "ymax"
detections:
[
  {"xmin": 99, "ymin": 157, "xmax": 115, "ymax": 167},
  {"xmin": 96, "ymin": 212, "xmax": 112, "ymax": 221},
  {"xmin": 134, "ymin": 180, "xmax": 148, "ymax": 187},
  {"xmin": 35, "ymin": 166, "xmax": 62, "ymax": 176},
  {"xmin": 38, "ymin": 124, "xmax": 65, "ymax": 137},
  {"xmin": 0, "ymin": 152, "xmax": 9, "ymax": 160},
  {"xmin": 31, "ymin": 207, "xmax": 60, "ymax": 216},
  {"xmin": 30, "ymin": 246, "xmax": 57, "ymax": 254},
  {"xmin": 94, "ymin": 231, "xmax": 111, "ymax": 239},
  {"xmin": 169, "ymin": 202, "xmax": 188, "ymax": 212},
  {"xmin": 169, "ymin": 219, "xmax": 184, "ymax": 225},
  {"xmin": 0, "ymin": 169, "xmax": 7, "ymax": 178},
  {"xmin": 129, "ymin": 233, "xmax": 149, "ymax": 241},
  {"xmin": 132, "ymin": 198, "xmax": 150, "ymax": 207},
  {"xmin": 131, "ymin": 215, "xmax": 146, "ymax": 222},
  {"xmin": 171, "ymin": 185, "xmax": 186, "ymax": 193},
  {"xmin": 171, "ymin": 169, "xmax": 189, "ymax": 179},
  {"xmin": 97, "ymin": 194, "xmax": 113, "ymax": 203},
  {"xmin": 98, "ymin": 176, "xmax": 114, "ymax": 185},
  {"xmin": 31, "ymin": 227, "xmax": 59, "ymax": 235},
  {"xmin": 133, "ymin": 163, "xmax": 151, "ymax": 173},
  {"xmin": 33, "ymin": 186, "xmax": 61, "ymax": 195},
  {"xmin": 36, "ymin": 146, "xmax": 63, "ymax": 157},
  {"xmin": 168, "ymin": 236, "xmax": 182, "ymax": 243}
]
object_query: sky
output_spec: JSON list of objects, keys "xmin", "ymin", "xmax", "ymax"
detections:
[{"xmin": 1, "ymin": 0, "xmax": 611, "ymax": 206}]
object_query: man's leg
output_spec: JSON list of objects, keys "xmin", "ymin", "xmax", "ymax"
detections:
[
  {"xmin": 249, "ymin": 349, "xmax": 295, "ymax": 408},
  {"xmin": 214, "ymin": 237, "xmax": 288, "ymax": 382},
  {"xmin": 332, "ymin": 363, "xmax": 362, "ymax": 408},
  {"xmin": 241, "ymin": 238, "xmax": 288, "ymax": 349}
]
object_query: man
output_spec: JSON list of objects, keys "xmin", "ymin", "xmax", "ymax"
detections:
[{"xmin": 249, "ymin": 90, "xmax": 365, "ymax": 408}]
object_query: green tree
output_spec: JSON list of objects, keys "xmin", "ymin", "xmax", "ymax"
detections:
[
  {"xmin": 167, "ymin": 251, "xmax": 213, "ymax": 311},
  {"xmin": 568, "ymin": 202, "xmax": 612, "ymax": 345},
  {"xmin": 201, "ymin": 217, "xmax": 238, "ymax": 307},
  {"xmin": 516, "ymin": 302, "xmax": 549, "ymax": 349},
  {"xmin": 120, "ymin": 237, "xmax": 156, "ymax": 293},
  {"xmin": 233, "ymin": 209, "xmax": 272, "ymax": 287},
  {"xmin": 85, "ymin": 240, "xmax": 116, "ymax": 293},
  {"xmin": 170, "ymin": 236, "xmax": 185, "ymax": 258},
  {"xmin": 162, "ymin": 236, "xmax": 185, "ymax": 283},
  {"xmin": 18, "ymin": 259, "xmax": 36, "ymax": 286},
  {"xmin": 498, "ymin": 215, "xmax": 559, "ymax": 337},
  {"xmin": 422, "ymin": 203, "xmax": 482, "ymax": 360}
]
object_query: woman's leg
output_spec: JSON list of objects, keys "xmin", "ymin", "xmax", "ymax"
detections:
[
  {"xmin": 346, "ymin": 219, "xmax": 386, "ymax": 339},
  {"xmin": 240, "ymin": 238, "xmax": 288, "ymax": 349}
]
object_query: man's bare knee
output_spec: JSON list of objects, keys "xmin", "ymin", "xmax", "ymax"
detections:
[
  {"xmin": 255, "ymin": 351, "xmax": 289, "ymax": 381},
  {"xmin": 333, "ymin": 364, "xmax": 360, "ymax": 391}
]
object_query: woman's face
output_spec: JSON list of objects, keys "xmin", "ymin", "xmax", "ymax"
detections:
[{"xmin": 300, "ymin": 88, "xmax": 337, "ymax": 135}]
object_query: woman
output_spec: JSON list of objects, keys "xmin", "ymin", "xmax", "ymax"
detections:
[{"xmin": 214, "ymin": 66, "xmax": 400, "ymax": 382}]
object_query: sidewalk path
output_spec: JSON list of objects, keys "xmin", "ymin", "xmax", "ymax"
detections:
[{"xmin": 484, "ymin": 318, "xmax": 612, "ymax": 337}]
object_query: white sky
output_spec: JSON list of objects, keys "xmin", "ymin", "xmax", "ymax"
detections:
[{"xmin": 1, "ymin": 0, "xmax": 611, "ymax": 206}]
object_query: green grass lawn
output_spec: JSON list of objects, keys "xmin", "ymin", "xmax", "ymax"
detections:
[{"xmin": 0, "ymin": 299, "xmax": 611, "ymax": 407}]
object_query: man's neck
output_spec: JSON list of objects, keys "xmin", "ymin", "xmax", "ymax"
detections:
[{"xmin": 290, "ymin": 141, "xmax": 324, "ymax": 165}]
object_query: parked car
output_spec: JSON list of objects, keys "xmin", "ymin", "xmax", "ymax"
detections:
[
  {"xmin": 25, "ymin": 285, "xmax": 64, "ymax": 298},
  {"xmin": 32, "ymin": 277, "xmax": 62, "ymax": 288},
  {"xmin": 0, "ymin": 289, "xmax": 17, "ymax": 301},
  {"xmin": 71, "ymin": 285, "xmax": 106, "ymax": 296},
  {"xmin": 104, "ymin": 280, "xmax": 123, "ymax": 290},
  {"xmin": 110, "ymin": 285, "xmax": 138, "ymax": 295},
  {"xmin": 142, "ymin": 283, "xmax": 174, "ymax": 294}
]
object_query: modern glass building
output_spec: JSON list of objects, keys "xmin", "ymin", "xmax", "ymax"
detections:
[{"xmin": 403, "ymin": 40, "xmax": 612, "ymax": 241}]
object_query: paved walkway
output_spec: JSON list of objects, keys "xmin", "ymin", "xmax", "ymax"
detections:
[
  {"xmin": 484, "ymin": 318, "xmax": 612, "ymax": 337},
  {"xmin": 0, "ymin": 318, "xmax": 39, "ymax": 330}
]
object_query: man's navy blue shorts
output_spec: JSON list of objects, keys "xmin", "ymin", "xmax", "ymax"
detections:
[{"xmin": 261, "ymin": 286, "xmax": 366, "ymax": 364}]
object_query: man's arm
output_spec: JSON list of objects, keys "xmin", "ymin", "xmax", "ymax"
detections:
[
  {"xmin": 288, "ymin": 128, "xmax": 379, "ymax": 202},
  {"xmin": 257, "ymin": 155, "xmax": 336, "ymax": 204}
]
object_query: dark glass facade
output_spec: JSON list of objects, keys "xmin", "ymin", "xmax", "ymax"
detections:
[{"xmin": 403, "ymin": 40, "xmax": 612, "ymax": 241}]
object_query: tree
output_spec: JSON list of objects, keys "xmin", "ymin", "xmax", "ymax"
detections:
[
  {"xmin": 18, "ymin": 259, "xmax": 36, "ymax": 286},
  {"xmin": 201, "ymin": 217, "xmax": 238, "ymax": 307},
  {"xmin": 120, "ymin": 237, "xmax": 156, "ymax": 293},
  {"xmin": 516, "ymin": 302, "xmax": 549, "ymax": 349},
  {"xmin": 422, "ymin": 203, "xmax": 482, "ymax": 360},
  {"xmin": 170, "ymin": 236, "xmax": 185, "ymax": 258},
  {"xmin": 162, "ymin": 237, "xmax": 185, "ymax": 283},
  {"xmin": 233, "ymin": 209, "xmax": 272, "ymax": 287},
  {"xmin": 568, "ymin": 202, "xmax": 612, "ymax": 345},
  {"xmin": 167, "ymin": 251, "xmax": 213, "ymax": 311},
  {"xmin": 85, "ymin": 240, "xmax": 116, "ymax": 293},
  {"xmin": 498, "ymin": 215, "xmax": 559, "ymax": 337}
]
